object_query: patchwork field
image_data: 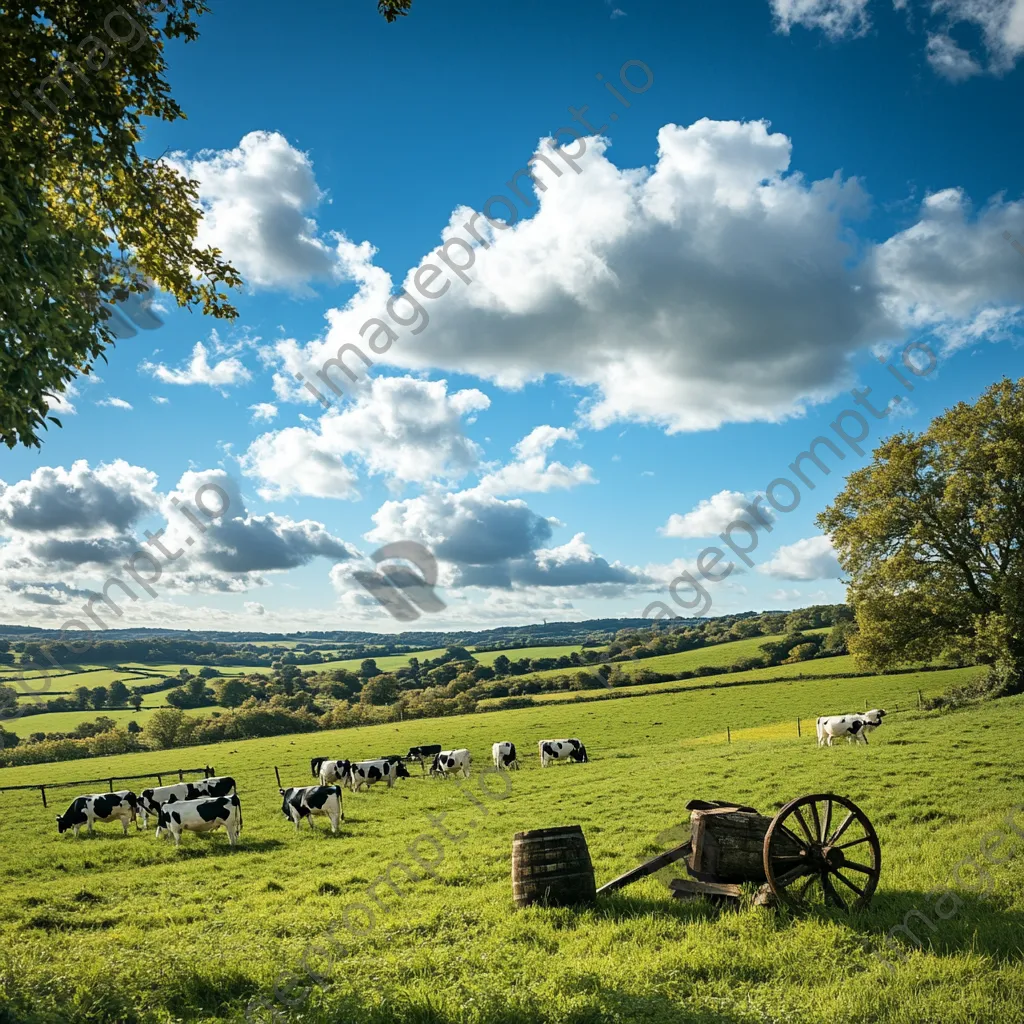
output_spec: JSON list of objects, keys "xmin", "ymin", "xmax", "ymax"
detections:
[{"xmin": 0, "ymin": 665, "xmax": 1021, "ymax": 1024}]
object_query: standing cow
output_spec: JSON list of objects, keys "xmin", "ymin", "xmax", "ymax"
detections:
[
  {"xmin": 431, "ymin": 749, "xmax": 472, "ymax": 778},
  {"xmin": 139, "ymin": 776, "xmax": 236, "ymax": 830},
  {"xmin": 539, "ymin": 738, "xmax": 588, "ymax": 767},
  {"xmin": 404, "ymin": 744, "xmax": 442, "ymax": 773},
  {"xmin": 349, "ymin": 759, "xmax": 410, "ymax": 791},
  {"xmin": 280, "ymin": 786, "xmax": 343, "ymax": 833},
  {"xmin": 492, "ymin": 741, "xmax": 519, "ymax": 770},
  {"xmin": 56, "ymin": 791, "xmax": 139, "ymax": 837},
  {"xmin": 816, "ymin": 709, "xmax": 886, "ymax": 746},
  {"xmin": 311, "ymin": 758, "xmax": 351, "ymax": 786},
  {"xmin": 156, "ymin": 794, "xmax": 243, "ymax": 848}
]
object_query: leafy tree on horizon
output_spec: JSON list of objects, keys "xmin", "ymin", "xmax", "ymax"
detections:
[{"xmin": 820, "ymin": 377, "xmax": 1024, "ymax": 695}]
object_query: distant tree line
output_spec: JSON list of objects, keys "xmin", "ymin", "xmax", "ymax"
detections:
[{"xmin": 0, "ymin": 605, "xmax": 865, "ymax": 768}]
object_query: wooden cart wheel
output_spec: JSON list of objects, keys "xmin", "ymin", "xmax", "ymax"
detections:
[{"xmin": 763, "ymin": 793, "xmax": 881, "ymax": 911}]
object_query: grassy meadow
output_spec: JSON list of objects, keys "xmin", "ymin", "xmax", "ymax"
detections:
[{"xmin": 0, "ymin": 663, "xmax": 1022, "ymax": 1023}]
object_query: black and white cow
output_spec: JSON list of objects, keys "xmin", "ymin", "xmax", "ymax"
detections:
[
  {"xmin": 311, "ymin": 758, "xmax": 351, "ymax": 786},
  {"xmin": 405, "ymin": 744, "xmax": 442, "ymax": 773},
  {"xmin": 349, "ymin": 758, "xmax": 411, "ymax": 791},
  {"xmin": 539, "ymin": 738, "xmax": 588, "ymax": 767},
  {"xmin": 280, "ymin": 785, "xmax": 343, "ymax": 833},
  {"xmin": 430, "ymin": 748, "xmax": 472, "ymax": 778},
  {"xmin": 138, "ymin": 776, "xmax": 236, "ymax": 830},
  {"xmin": 816, "ymin": 709, "xmax": 886, "ymax": 747},
  {"xmin": 56, "ymin": 791, "xmax": 139, "ymax": 837},
  {"xmin": 491, "ymin": 741, "xmax": 519, "ymax": 770},
  {"xmin": 156, "ymin": 794, "xmax": 243, "ymax": 848}
]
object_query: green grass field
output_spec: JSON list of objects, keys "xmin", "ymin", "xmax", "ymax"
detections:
[
  {"xmin": 477, "ymin": 661, "xmax": 980, "ymax": 709},
  {"xmin": 0, "ymin": 663, "xmax": 1021, "ymax": 1023},
  {"xmin": 471, "ymin": 644, "xmax": 596, "ymax": 666}
]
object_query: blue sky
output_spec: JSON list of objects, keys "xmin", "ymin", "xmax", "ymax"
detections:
[{"xmin": 3, "ymin": 0, "xmax": 1023, "ymax": 633}]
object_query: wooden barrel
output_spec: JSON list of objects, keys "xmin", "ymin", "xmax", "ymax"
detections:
[{"xmin": 512, "ymin": 825, "xmax": 597, "ymax": 908}]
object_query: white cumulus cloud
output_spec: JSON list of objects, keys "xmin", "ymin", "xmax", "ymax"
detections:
[
  {"xmin": 167, "ymin": 131, "xmax": 370, "ymax": 292},
  {"xmin": 141, "ymin": 341, "xmax": 252, "ymax": 388},
  {"xmin": 661, "ymin": 490, "xmax": 776, "ymax": 538},
  {"xmin": 759, "ymin": 534, "xmax": 844, "ymax": 580}
]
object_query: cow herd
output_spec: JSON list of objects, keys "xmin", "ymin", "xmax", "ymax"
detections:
[
  {"xmin": 55, "ymin": 775, "xmax": 241, "ymax": 847},
  {"xmin": 54, "ymin": 736, "xmax": 590, "ymax": 846},
  {"xmin": 51, "ymin": 707, "xmax": 886, "ymax": 848}
]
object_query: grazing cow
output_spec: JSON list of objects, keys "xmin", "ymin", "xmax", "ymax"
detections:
[
  {"xmin": 280, "ymin": 785, "xmax": 343, "ymax": 833},
  {"xmin": 378, "ymin": 754, "xmax": 405, "ymax": 765},
  {"xmin": 539, "ymin": 738, "xmax": 588, "ymax": 767},
  {"xmin": 816, "ymin": 709, "xmax": 886, "ymax": 747},
  {"xmin": 311, "ymin": 758, "xmax": 351, "ymax": 786},
  {"xmin": 138, "ymin": 776, "xmax": 236, "ymax": 830},
  {"xmin": 56, "ymin": 791, "xmax": 139, "ymax": 837},
  {"xmin": 156, "ymin": 794, "xmax": 243, "ymax": 848},
  {"xmin": 491, "ymin": 741, "xmax": 519, "ymax": 770},
  {"xmin": 349, "ymin": 758, "xmax": 411, "ymax": 791},
  {"xmin": 405, "ymin": 744, "xmax": 442, "ymax": 773},
  {"xmin": 430, "ymin": 748, "xmax": 472, "ymax": 778}
]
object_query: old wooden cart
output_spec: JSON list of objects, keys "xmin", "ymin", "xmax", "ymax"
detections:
[{"xmin": 595, "ymin": 793, "xmax": 882, "ymax": 911}]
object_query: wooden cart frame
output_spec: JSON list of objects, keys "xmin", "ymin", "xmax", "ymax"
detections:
[{"xmin": 597, "ymin": 793, "xmax": 881, "ymax": 911}]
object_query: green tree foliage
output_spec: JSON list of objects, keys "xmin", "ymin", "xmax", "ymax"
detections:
[
  {"xmin": 214, "ymin": 677, "xmax": 250, "ymax": 708},
  {"xmin": 359, "ymin": 658, "xmax": 380, "ymax": 679},
  {"xmin": 360, "ymin": 673, "xmax": 399, "ymax": 706},
  {"xmin": 820, "ymin": 378, "xmax": 1024, "ymax": 694},
  {"xmin": 106, "ymin": 679, "xmax": 130, "ymax": 706},
  {"xmin": 145, "ymin": 707, "xmax": 199, "ymax": 749},
  {"xmin": 165, "ymin": 677, "xmax": 213, "ymax": 709},
  {"xmin": 0, "ymin": 684, "xmax": 17, "ymax": 715},
  {"xmin": 128, "ymin": 691, "xmax": 143, "ymax": 712},
  {"xmin": 0, "ymin": 1, "xmax": 245, "ymax": 448},
  {"xmin": 73, "ymin": 686, "xmax": 91, "ymax": 709},
  {"xmin": 378, "ymin": 0, "xmax": 412, "ymax": 20},
  {"xmin": 89, "ymin": 686, "xmax": 107, "ymax": 709}
]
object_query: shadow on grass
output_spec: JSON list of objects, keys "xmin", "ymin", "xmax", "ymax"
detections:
[
  {"xmin": 589, "ymin": 883, "xmax": 1024, "ymax": 964},
  {"xmin": 172, "ymin": 837, "xmax": 285, "ymax": 858},
  {"xmin": 849, "ymin": 886, "xmax": 1024, "ymax": 964},
  {"xmin": 246, "ymin": 986, "xmax": 776, "ymax": 1024}
]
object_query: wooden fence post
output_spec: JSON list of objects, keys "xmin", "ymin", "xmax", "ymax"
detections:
[
  {"xmin": 157, "ymin": 775, "xmax": 163, "ymax": 786},
  {"xmin": 918, "ymin": 689, "xmax": 923, "ymax": 709},
  {"xmin": 726, "ymin": 726, "xmax": 731, "ymax": 744},
  {"xmin": 274, "ymin": 766, "xmax": 282, "ymax": 789},
  {"xmin": 797, "ymin": 718, "xmax": 801, "ymax": 738},
  {"xmin": 178, "ymin": 769, "xmax": 183, "ymax": 782},
  {"xmin": 40, "ymin": 786, "xmax": 47, "ymax": 808},
  {"xmin": 108, "ymin": 778, "xmax": 114, "ymax": 792}
]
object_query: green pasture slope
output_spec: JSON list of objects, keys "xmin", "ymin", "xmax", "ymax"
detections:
[{"xmin": 0, "ymin": 671, "xmax": 1022, "ymax": 1024}]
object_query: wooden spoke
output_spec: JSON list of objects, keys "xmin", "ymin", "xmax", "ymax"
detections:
[
  {"xmin": 791, "ymin": 807, "xmax": 816, "ymax": 845},
  {"xmin": 808, "ymin": 799, "xmax": 823, "ymax": 842},
  {"xmin": 820, "ymin": 798, "xmax": 833, "ymax": 846},
  {"xmin": 820, "ymin": 871, "xmax": 847, "ymax": 910},
  {"xmin": 830, "ymin": 869, "xmax": 866, "ymax": 898},
  {"xmin": 797, "ymin": 874, "xmax": 818, "ymax": 900},
  {"xmin": 773, "ymin": 863, "xmax": 813, "ymax": 889},
  {"xmin": 827, "ymin": 810, "xmax": 857, "ymax": 846},
  {"xmin": 836, "ymin": 835, "xmax": 872, "ymax": 851},
  {"xmin": 841, "ymin": 859, "xmax": 876, "ymax": 875},
  {"xmin": 778, "ymin": 824, "xmax": 810, "ymax": 853}
]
